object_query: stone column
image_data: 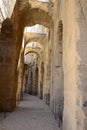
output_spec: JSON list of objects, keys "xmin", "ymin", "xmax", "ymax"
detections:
[
  {"xmin": 0, "ymin": 18, "xmax": 17, "ymax": 111},
  {"xmin": 50, "ymin": 0, "xmax": 64, "ymax": 126},
  {"xmin": 16, "ymin": 49, "xmax": 24, "ymax": 102}
]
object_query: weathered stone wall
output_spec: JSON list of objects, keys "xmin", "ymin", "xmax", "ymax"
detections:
[
  {"xmin": 75, "ymin": 1, "xmax": 87, "ymax": 129},
  {"xmin": 16, "ymin": 49, "xmax": 24, "ymax": 102},
  {"xmin": 49, "ymin": 0, "xmax": 64, "ymax": 127},
  {"xmin": 50, "ymin": 0, "xmax": 87, "ymax": 130},
  {"xmin": 0, "ymin": 0, "xmax": 87, "ymax": 130},
  {"xmin": 42, "ymin": 32, "xmax": 52, "ymax": 103},
  {"xmin": 62, "ymin": 0, "xmax": 79, "ymax": 129},
  {"xmin": 0, "ymin": 18, "xmax": 17, "ymax": 111},
  {"xmin": 23, "ymin": 64, "xmax": 29, "ymax": 93}
]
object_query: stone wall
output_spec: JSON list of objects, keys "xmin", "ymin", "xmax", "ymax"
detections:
[
  {"xmin": 16, "ymin": 49, "xmax": 24, "ymax": 102},
  {"xmin": 51, "ymin": 0, "xmax": 87, "ymax": 130},
  {"xmin": 0, "ymin": 0, "xmax": 87, "ymax": 130},
  {"xmin": 0, "ymin": 18, "xmax": 17, "ymax": 111}
]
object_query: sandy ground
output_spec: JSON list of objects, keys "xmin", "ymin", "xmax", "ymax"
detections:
[{"xmin": 0, "ymin": 94, "xmax": 61, "ymax": 130}]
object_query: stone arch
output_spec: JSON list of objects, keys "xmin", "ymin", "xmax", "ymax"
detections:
[
  {"xmin": 25, "ymin": 50, "xmax": 40, "ymax": 58},
  {"xmin": 24, "ymin": 8, "xmax": 53, "ymax": 28},
  {"xmin": 13, "ymin": 0, "xmax": 53, "ymax": 29},
  {"xmin": 13, "ymin": 0, "xmax": 53, "ymax": 27},
  {"xmin": 25, "ymin": 42, "xmax": 42, "ymax": 55},
  {"xmin": 12, "ymin": 2, "xmax": 53, "ymax": 67},
  {"xmin": 25, "ymin": 37, "xmax": 46, "ymax": 47},
  {"xmin": 11, "ymin": 0, "xmax": 53, "ymax": 108},
  {"xmin": 29, "ymin": 0, "xmax": 49, "ymax": 13},
  {"xmin": 25, "ymin": 41, "xmax": 42, "ymax": 48}
]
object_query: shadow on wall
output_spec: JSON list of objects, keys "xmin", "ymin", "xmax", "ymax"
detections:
[
  {"xmin": 54, "ymin": 20, "xmax": 64, "ymax": 127},
  {"xmin": 40, "ymin": 62, "xmax": 44, "ymax": 99},
  {"xmin": 0, "ymin": 18, "xmax": 17, "ymax": 111}
]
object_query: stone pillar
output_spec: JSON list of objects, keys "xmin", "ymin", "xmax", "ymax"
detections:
[
  {"xmin": 32, "ymin": 65, "xmax": 37, "ymax": 95},
  {"xmin": 26, "ymin": 66, "xmax": 32, "ymax": 94},
  {"xmin": 32, "ymin": 67, "xmax": 38, "ymax": 96},
  {"xmin": 16, "ymin": 49, "xmax": 24, "ymax": 102},
  {"xmin": 39, "ymin": 62, "xmax": 44, "ymax": 99},
  {"xmin": 0, "ymin": 18, "xmax": 17, "ymax": 111},
  {"xmin": 43, "ymin": 47, "xmax": 49, "ymax": 97},
  {"xmin": 43, "ymin": 47, "xmax": 51, "ymax": 104},
  {"xmin": 50, "ymin": 0, "xmax": 64, "ymax": 126},
  {"xmin": 38, "ymin": 60, "xmax": 42, "ymax": 98}
]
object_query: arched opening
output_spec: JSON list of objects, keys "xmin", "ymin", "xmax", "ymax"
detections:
[
  {"xmin": 11, "ymin": 0, "xmax": 53, "ymax": 105},
  {"xmin": 25, "ymin": 50, "xmax": 40, "ymax": 57},
  {"xmin": 24, "ymin": 41, "xmax": 42, "ymax": 55},
  {"xmin": 0, "ymin": 0, "xmax": 53, "ymax": 111},
  {"xmin": 12, "ymin": 4, "xmax": 53, "ymax": 63},
  {"xmin": 24, "ymin": 41, "xmax": 41, "ymax": 56},
  {"xmin": 23, "ymin": 52, "xmax": 39, "ymax": 96},
  {"xmin": 24, "ymin": 8, "xmax": 53, "ymax": 28},
  {"xmin": 0, "ymin": 1, "xmax": 86, "ymax": 130},
  {"xmin": 26, "ymin": 42, "xmax": 42, "ymax": 48}
]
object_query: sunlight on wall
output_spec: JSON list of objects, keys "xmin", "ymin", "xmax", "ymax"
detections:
[
  {"xmin": 37, "ymin": 0, "xmax": 49, "ymax": 2},
  {"xmin": 24, "ymin": 24, "xmax": 49, "ymax": 34},
  {"xmin": 0, "ymin": 0, "xmax": 16, "ymax": 19}
]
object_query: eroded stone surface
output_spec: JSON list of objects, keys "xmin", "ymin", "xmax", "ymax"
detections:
[{"xmin": 0, "ymin": 0, "xmax": 87, "ymax": 130}]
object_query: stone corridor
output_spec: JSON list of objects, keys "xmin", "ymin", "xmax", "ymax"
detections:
[
  {"xmin": 0, "ymin": 0, "xmax": 87, "ymax": 130},
  {"xmin": 0, "ymin": 94, "xmax": 60, "ymax": 130}
]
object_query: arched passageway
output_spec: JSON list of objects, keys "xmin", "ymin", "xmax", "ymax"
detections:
[
  {"xmin": 23, "ymin": 52, "xmax": 40, "ymax": 96},
  {"xmin": 0, "ymin": 1, "xmax": 87, "ymax": 130},
  {"xmin": 10, "ymin": 0, "xmax": 53, "ymax": 110}
]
